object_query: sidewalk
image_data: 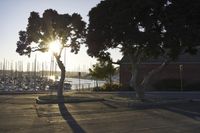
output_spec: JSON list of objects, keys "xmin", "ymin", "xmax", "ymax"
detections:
[
  {"xmin": 74, "ymin": 91, "xmax": 200, "ymax": 108},
  {"xmin": 0, "ymin": 93, "xmax": 200, "ymax": 133}
]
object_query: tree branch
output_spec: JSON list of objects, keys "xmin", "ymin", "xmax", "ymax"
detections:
[
  {"xmin": 116, "ymin": 46, "xmax": 122, "ymax": 50},
  {"xmin": 31, "ymin": 48, "xmax": 48, "ymax": 52},
  {"xmin": 63, "ymin": 44, "xmax": 71, "ymax": 48},
  {"xmin": 111, "ymin": 61, "xmax": 120, "ymax": 65}
]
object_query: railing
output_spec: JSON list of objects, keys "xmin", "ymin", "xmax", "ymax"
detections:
[{"xmin": 71, "ymin": 82, "xmax": 105, "ymax": 91}]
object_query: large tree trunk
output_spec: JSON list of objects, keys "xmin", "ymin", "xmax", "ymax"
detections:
[
  {"xmin": 55, "ymin": 55, "xmax": 66, "ymax": 98},
  {"xmin": 129, "ymin": 61, "xmax": 144, "ymax": 100},
  {"xmin": 129, "ymin": 53, "xmax": 144, "ymax": 100},
  {"xmin": 109, "ymin": 73, "xmax": 112, "ymax": 85},
  {"xmin": 140, "ymin": 60, "xmax": 169, "ymax": 91},
  {"xmin": 96, "ymin": 80, "xmax": 99, "ymax": 88}
]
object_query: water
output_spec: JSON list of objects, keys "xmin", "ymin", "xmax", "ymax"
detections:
[
  {"xmin": 0, "ymin": 75, "xmax": 106, "ymax": 92},
  {"xmin": 50, "ymin": 76, "xmax": 105, "ymax": 90},
  {"xmin": 66, "ymin": 78, "xmax": 105, "ymax": 90}
]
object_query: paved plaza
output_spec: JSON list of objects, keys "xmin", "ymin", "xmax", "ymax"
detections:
[{"xmin": 0, "ymin": 93, "xmax": 200, "ymax": 133}]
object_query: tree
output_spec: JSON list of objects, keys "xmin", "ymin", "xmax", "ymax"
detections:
[
  {"xmin": 103, "ymin": 61, "xmax": 116, "ymax": 85},
  {"xmin": 86, "ymin": 0, "xmax": 200, "ymax": 100},
  {"xmin": 89, "ymin": 60, "xmax": 116, "ymax": 87},
  {"xmin": 16, "ymin": 9, "xmax": 86, "ymax": 98}
]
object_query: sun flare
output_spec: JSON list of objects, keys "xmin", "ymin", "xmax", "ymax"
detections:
[{"xmin": 48, "ymin": 40, "xmax": 61, "ymax": 54}]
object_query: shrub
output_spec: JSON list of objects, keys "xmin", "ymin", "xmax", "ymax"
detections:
[
  {"xmin": 92, "ymin": 87, "xmax": 101, "ymax": 91},
  {"xmin": 101, "ymin": 83, "xmax": 120, "ymax": 91},
  {"xmin": 92, "ymin": 84, "xmax": 133, "ymax": 91}
]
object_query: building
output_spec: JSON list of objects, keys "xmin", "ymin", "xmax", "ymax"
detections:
[{"xmin": 120, "ymin": 51, "xmax": 200, "ymax": 91}]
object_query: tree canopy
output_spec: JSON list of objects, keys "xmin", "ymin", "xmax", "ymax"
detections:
[
  {"xmin": 16, "ymin": 9, "xmax": 86, "ymax": 57},
  {"xmin": 89, "ymin": 60, "xmax": 116, "ymax": 83},
  {"xmin": 87, "ymin": 0, "xmax": 200, "ymax": 60}
]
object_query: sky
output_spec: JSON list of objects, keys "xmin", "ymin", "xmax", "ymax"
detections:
[
  {"xmin": 0, "ymin": 0, "xmax": 121, "ymax": 71},
  {"xmin": 0, "ymin": 0, "xmax": 122, "ymax": 72}
]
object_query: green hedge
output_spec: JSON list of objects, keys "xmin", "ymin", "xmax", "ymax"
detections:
[
  {"xmin": 93, "ymin": 83, "xmax": 133, "ymax": 91},
  {"xmin": 102, "ymin": 83, "xmax": 122, "ymax": 91}
]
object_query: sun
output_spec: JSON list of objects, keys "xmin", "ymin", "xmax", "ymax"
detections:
[
  {"xmin": 37, "ymin": 40, "xmax": 61, "ymax": 62},
  {"xmin": 48, "ymin": 40, "xmax": 61, "ymax": 54}
]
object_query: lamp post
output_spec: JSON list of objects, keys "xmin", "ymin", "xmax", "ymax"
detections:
[
  {"xmin": 78, "ymin": 72, "xmax": 81, "ymax": 91},
  {"xmin": 179, "ymin": 64, "xmax": 183, "ymax": 91}
]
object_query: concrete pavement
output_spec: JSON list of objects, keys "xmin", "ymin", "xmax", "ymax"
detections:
[{"xmin": 0, "ymin": 93, "xmax": 200, "ymax": 133}]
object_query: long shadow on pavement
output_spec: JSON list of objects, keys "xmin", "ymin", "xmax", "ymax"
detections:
[
  {"xmin": 131, "ymin": 101, "xmax": 200, "ymax": 121},
  {"xmin": 162, "ymin": 102, "xmax": 200, "ymax": 121},
  {"xmin": 58, "ymin": 102, "xmax": 86, "ymax": 133}
]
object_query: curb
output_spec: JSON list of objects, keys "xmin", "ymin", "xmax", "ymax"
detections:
[
  {"xmin": 36, "ymin": 97, "xmax": 105, "ymax": 104},
  {"xmin": 104, "ymin": 98, "xmax": 197, "ymax": 108}
]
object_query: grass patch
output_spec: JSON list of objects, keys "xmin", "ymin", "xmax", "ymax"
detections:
[{"xmin": 36, "ymin": 95, "xmax": 104, "ymax": 104}]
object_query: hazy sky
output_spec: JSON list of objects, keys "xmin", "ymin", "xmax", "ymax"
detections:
[{"xmin": 0, "ymin": 0, "xmax": 122, "ymax": 72}]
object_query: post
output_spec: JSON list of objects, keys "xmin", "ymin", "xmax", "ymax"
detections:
[
  {"xmin": 78, "ymin": 72, "xmax": 81, "ymax": 91},
  {"xmin": 34, "ymin": 55, "xmax": 37, "ymax": 90},
  {"xmin": 179, "ymin": 64, "xmax": 183, "ymax": 91}
]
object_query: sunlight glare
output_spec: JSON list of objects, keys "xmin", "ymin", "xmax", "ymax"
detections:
[{"xmin": 49, "ymin": 40, "xmax": 61, "ymax": 54}]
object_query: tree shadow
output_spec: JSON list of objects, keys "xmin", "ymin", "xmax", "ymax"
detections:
[
  {"xmin": 161, "ymin": 102, "xmax": 200, "ymax": 121},
  {"xmin": 58, "ymin": 102, "xmax": 86, "ymax": 133},
  {"xmin": 130, "ymin": 101, "xmax": 200, "ymax": 121}
]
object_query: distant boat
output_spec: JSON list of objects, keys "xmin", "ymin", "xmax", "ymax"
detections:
[
  {"xmin": 64, "ymin": 82, "xmax": 72, "ymax": 90},
  {"xmin": 50, "ymin": 81, "xmax": 71, "ymax": 91}
]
